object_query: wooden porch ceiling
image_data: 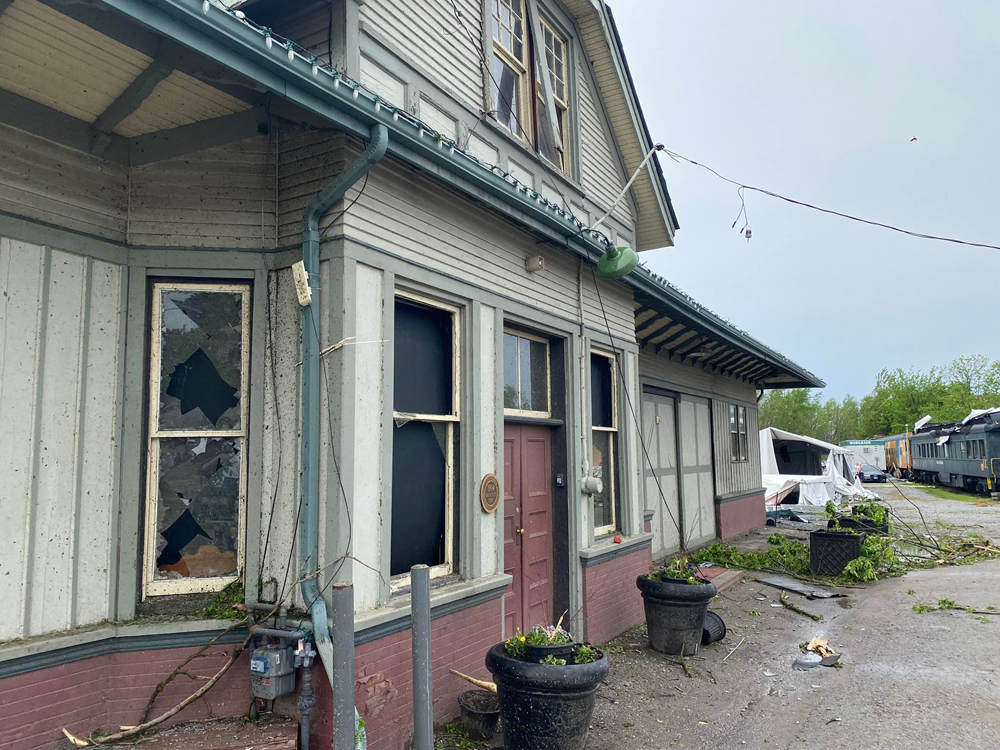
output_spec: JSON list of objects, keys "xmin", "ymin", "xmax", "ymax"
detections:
[{"xmin": 0, "ymin": 0, "xmax": 272, "ymax": 164}]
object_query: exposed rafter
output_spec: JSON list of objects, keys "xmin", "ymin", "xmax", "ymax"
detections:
[
  {"xmin": 657, "ymin": 329, "xmax": 698, "ymax": 356},
  {"xmin": 731, "ymin": 358, "xmax": 764, "ymax": 379},
  {"xmin": 636, "ymin": 315, "xmax": 673, "ymax": 343},
  {"xmin": 105, "ymin": 106, "xmax": 269, "ymax": 166},
  {"xmin": 643, "ymin": 322, "xmax": 685, "ymax": 349},
  {"xmin": 634, "ymin": 307, "xmax": 659, "ymax": 328},
  {"xmin": 91, "ymin": 61, "xmax": 173, "ymax": 155}
]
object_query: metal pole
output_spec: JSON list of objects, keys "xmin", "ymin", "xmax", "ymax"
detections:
[
  {"xmin": 411, "ymin": 565, "xmax": 433, "ymax": 750},
  {"xmin": 331, "ymin": 583, "xmax": 355, "ymax": 750}
]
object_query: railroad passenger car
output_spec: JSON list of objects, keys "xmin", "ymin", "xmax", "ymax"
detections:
[{"xmin": 910, "ymin": 412, "xmax": 1000, "ymax": 495}]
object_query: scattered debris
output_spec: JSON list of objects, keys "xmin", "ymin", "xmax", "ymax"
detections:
[
  {"xmin": 826, "ymin": 717, "xmax": 842, "ymax": 725},
  {"xmin": 763, "ymin": 670, "xmax": 776, "ymax": 677},
  {"xmin": 747, "ymin": 610, "xmax": 762, "ymax": 616},
  {"xmin": 757, "ymin": 576, "xmax": 841, "ymax": 599},
  {"xmin": 780, "ymin": 592, "xmax": 824, "ymax": 622},
  {"xmin": 723, "ymin": 637, "xmax": 746, "ymax": 662},
  {"xmin": 804, "ymin": 637, "xmax": 836, "ymax": 658}
]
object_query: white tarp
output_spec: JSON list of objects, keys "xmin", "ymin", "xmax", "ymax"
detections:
[
  {"xmin": 759, "ymin": 427, "xmax": 872, "ymax": 507},
  {"xmin": 961, "ymin": 406, "xmax": 1000, "ymax": 425}
]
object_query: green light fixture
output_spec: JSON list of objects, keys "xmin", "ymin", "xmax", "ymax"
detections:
[{"xmin": 597, "ymin": 245, "xmax": 639, "ymax": 280}]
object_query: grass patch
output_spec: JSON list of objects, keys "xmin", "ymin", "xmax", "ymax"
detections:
[{"xmin": 924, "ymin": 487, "xmax": 989, "ymax": 503}]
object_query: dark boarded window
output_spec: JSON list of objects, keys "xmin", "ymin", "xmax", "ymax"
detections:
[
  {"xmin": 591, "ymin": 354, "xmax": 613, "ymax": 428},
  {"xmin": 391, "ymin": 295, "xmax": 458, "ymax": 581}
]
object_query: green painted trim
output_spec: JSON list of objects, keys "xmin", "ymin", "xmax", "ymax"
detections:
[
  {"xmin": 354, "ymin": 583, "xmax": 506, "ymax": 646},
  {"xmin": 92, "ymin": 61, "xmax": 174, "ymax": 146},
  {"xmin": 0, "ymin": 625, "xmax": 248, "ymax": 680},
  {"xmin": 716, "ymin": 488, "xmax": 765, "ymax": 505},
  {"xmin": 579, "ymin": 533, "xmax": 652, "ymax": 569}
]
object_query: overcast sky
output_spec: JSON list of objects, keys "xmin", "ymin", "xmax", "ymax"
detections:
[{"xmin": 612, "ymin": 1, "xmax": 1000, "ymax": 400}]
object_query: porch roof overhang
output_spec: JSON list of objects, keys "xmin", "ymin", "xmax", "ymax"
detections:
[{"xmin": 631, "ymin": 266, "xmax": 825, "ymax": 390}]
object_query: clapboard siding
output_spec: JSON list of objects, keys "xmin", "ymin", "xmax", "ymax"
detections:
[
  {"xmin": 130, "ymin": 136, "xmax": 276, "ymax": 248},
  {"xmin": 639, "ymin": 349, "xmax": 759, "ymax": 403},
  {"xmin": 333, "ymin": 143, "xmax": 635, "ymax": 338},
  {"xmin": 0, "ymin": 123, "xmax": 127, "ymax": 240},
  {"xmin": 360, "ymin": 0, "xmax": 483, "ymax": 109},
  {"xmin": 578, "ymin": 57, "xmax": 631, "ymax": 224},
  {"xmin": 276, "ymin": 127, "xmax": 347, "ymax": 247},
  {"xmin": 712, "ymin": 400, "xmax": 762, "ymax": 497},
  {"xmin": 582, "ymin": 271, "xmax": 634, "ymax": 341},
  {"xmin": 0, "ymin": 237, "xmax": 124, "ymax": 641}
]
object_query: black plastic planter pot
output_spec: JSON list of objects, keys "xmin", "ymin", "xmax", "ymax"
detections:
[
  {"xmin": 810, "ymin": 530, "xmax": 865, "ymax": 576},
  {"xmin": 524, "ymin": 641, "xmax": 576, "ymax": 664},
  {"xmin": 828, "ymin": 516, "xmax": 889, "ymax": 536},
  {"xmin": 701, "ymin": 610, "xmax": 727, "ymax": 645},
  {"xmin": 458, "ymin": 689, "xmax": 501, "ymax": 741},
  {"xmin": 636, "ymin": 575, "xmax": 717, "ymax": 656},
  {"xmin": 485, "ymin": 643, "xmax": 609, "ymax": 750}
]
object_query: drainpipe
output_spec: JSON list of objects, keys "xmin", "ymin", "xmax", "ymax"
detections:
[{"xmin": 300, "ymin": 123, "xmax": 388, "ymax": 750}]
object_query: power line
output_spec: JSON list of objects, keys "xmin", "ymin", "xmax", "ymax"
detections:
[{"xmin": 661, "ymin": 148, "xmax": 1000, "ymax": 252}]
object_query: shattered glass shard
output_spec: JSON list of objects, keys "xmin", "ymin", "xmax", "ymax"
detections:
[
  {"xmin": 165, "ymin": 348, "xmax": 239, "ymax": 426},
  {"xmin": 157, "ymin": 507, "xmax": 212, "ymax": 567}
]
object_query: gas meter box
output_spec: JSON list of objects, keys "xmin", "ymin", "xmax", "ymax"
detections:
[{"xmin": 250, "ymin": 645, "xmax": 296, "ymax": 700}]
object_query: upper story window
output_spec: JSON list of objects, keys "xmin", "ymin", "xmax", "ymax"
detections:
[{"xmin": 490, "ymin": 0, "xmax": 571, "ymax": 174}]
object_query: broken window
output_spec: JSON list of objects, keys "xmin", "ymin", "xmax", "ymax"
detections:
[
  {"xmin": 391, "ymin": 293, "xmax": 459, "ymax": 584},
  {"xmin": 144, "ymin": 283, "xmax": 250, "ymax": 597},
  {"xmin": 591, "ymin": 351, "xmax": 618, "ymax": 535},
  {"xmin": 489, "ymin": 0, "xmax": 572, "ymax": 175},
  {"xmin": 503, "ymin": 329, "xmax": 550, "ymax": 416}
]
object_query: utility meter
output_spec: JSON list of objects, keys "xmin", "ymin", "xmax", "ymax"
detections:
[{"xmin": 250, "ymin": 645, "xmax": 296, "ymax": 700}]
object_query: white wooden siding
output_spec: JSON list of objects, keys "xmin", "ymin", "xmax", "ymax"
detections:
[
  {"xmin": 360, "ymin": 0, "xmax": 483, "ymax": 109},
  {"xmin": 130, "ymin": 135, "xmax": 276, "ymax": 249},
  {"xmin": 712, "ymin": 399, "xmax": 763, "ymax": 498},
  {"xmin": 639, "ymin": 350, "xmax": 759, "ymax": 403},
  {"xmin": 577, "ymin": 57, "xmax": 631, "ymax": 224},
  {"xmin": 277, "ymin": 128, "xmax": 346, "ymax": 247},
  {"xmin": 0, "ymin": 237, "xmax": 124, "ymax": 641},
  {"xmin": 0, "ymin": 123, "xmax": 127, "ymax": 241},
  {"xmin": 332, "ymin": 144, "xmax": 636, "ymax": 339},
  {"xmin": 419, "ymin": 97, "xmax": 458, "ymax": 141},
  {"xmin": 114, "ymin": 71, "xmax": 250, "ymax": 138},
  {"xmin": 360, "ymin": 54, "xmax": 406, "ymax": 108},
  {"xmin": 582, "ymin": 270, "xmax": 633, "ymax": 341}
]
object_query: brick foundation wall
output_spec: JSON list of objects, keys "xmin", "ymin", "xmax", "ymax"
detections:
[
  {"xmin": 580, "ymin": 545, "xmax": 652, "ymax": 646},
  {"xmin": 310, "ymin": 596, "xmax": 502, "ymax": 750},
  {"xmin": 716, "ymin": 491, "xmax": 766, "ymax": 540},
  {"xmin": 0, "ymin": 596, "xmax": 503, "ymax": 750},
  {"xmin": 0, "ymin": 643, "xmax": 251, "ymax": 750}
]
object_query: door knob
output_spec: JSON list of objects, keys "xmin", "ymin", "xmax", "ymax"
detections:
[{"xmin": 517, "ymin": 528, "xmax": 525, "ymax": 535}]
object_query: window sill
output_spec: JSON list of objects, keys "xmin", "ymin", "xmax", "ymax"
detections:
[
  {"xmin": 580, "ymin": 532, "xmax": 653, "ymax": 568},
  {"xmin": 353, "ymin": 573, "xmax": 512, "ymax": 645}
]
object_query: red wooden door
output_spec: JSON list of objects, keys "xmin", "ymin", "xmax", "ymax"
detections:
[{"xmin": 503, "ymin": 424, "xmax": 553, "ymax": 636}]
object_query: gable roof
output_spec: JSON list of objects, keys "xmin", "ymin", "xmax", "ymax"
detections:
[{"xmin": 562, "ymin": 0, "xmax": 678, "ymax": 251}]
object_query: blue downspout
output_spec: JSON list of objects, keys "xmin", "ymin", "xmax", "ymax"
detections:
[{"xmin": 300, "ymin": 123, "xmax": 388, "ymax": 749}]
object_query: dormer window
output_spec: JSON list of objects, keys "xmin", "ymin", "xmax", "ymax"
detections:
[{"xmin": 490, "ymin": 0, "xmax": 572, "ymax": 175}]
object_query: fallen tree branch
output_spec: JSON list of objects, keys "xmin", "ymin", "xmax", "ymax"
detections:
[
  {"xmin": 450, "ymin": 669, "xmax": 497, "ymax": 694},
  {"xmin": 780, "ymin": 592, "xmax": 824, "ymax": 622},
  {"xmin": 137, "ymin": 617, "xmax": 248, "ymax": 724}
]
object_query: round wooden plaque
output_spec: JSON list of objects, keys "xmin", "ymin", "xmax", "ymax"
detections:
[{"xmin": 480, "ymin": 473, "xmax": 501, "ymax": 513}]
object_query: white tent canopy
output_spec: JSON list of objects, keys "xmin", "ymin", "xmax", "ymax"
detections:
[{"xmin": 759, "ymin": 427, "xmax": 872, "ymax": 507}]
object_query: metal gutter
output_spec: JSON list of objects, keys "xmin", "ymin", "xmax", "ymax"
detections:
[{"xmin": 300, "ymin": 123, "xmax": 388, "ymax": 750}]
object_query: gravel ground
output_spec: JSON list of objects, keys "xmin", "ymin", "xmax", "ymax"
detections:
[{"xmin": 437, "ymin": 485, "xmax": 1000, "ymax": 750}]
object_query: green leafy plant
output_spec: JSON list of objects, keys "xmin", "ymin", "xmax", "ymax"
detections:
[
  {"xmin": 852, "ymin": 499, "xmax": 889, "ymax": 527},
  {"xmin": 504, "ymin": 628, "xmax": 527, "ymax": 658},
  {"xmin": 573, "ymin": 645, "xmax": 598, "ymax": 664},
  {"xmin": 647, "ymin": 557, "xmax": 707, "ymax": 585},
  {"xmin": 937, "ymin": 598, "xmax": 957, "ymax": 610},
  {"xmin": 912, "ymin": 603, "xmax": 935, "ymax": 613},
  {"xmin": 505, "ymin": 624, "xmax": 573, "ymax": 659},
  {"xmin": 976, "ymin": 616, "xmax": 993, "ymax": 624},
  {"xmin": 824, "ymin": 500, "xmax": 839, "ymax": 521},
  {"xmin": 907, "ymin": 589, "xmax": 916, "ymax": 595},
  {"xmin": 539, "ymin": 654, "xmax": 567, "ymax": 666},
  {"xmin": 201, "ymin": 579, "xmax": 245, "ymax": 620},
  {"xmin": 599, "ymin": 643, "xmax": 626, "ymax": 655},
  {"xmin": 746, "ymin": 610, "xmax": 762, "ymax": 616}
]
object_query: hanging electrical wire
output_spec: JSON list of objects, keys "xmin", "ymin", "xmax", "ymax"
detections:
[{"xmin": 661, "ymin": 147, "xmax": 1000, "ymax": 251}]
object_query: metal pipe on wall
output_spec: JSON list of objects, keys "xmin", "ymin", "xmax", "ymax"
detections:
[
  {"xmin": 300, "ymin": 122, "xmax": 388, "ymax": 750},
  {"xmin": 411, "ymin": 565, "xmax": 433, "ymax": 750},
  {"xmin": 331, "ymin": 583, "xmax": 356, "ymax": 750}
]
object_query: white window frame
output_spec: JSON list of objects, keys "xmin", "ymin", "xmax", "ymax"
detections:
[
  {"xmin": 591, "ymin": 348, "xmax": 619, "ymax": 537},
  {"xmin": 390, "ymin": 290, "xmax": 461, "ymax": 592},
  {"xmin": 490, "ymin": 0, "xmax": 532, "ymax": 142},
  {"xmin": 143, "ymin": 282, "xmax": 251, "ymax": 598},
  {"xmin": 503, "ymin": 328, "xmax": 552, "ymax": 418},
  {"xmin": 536, "ymin": 14, "xmax": 570, "ymax": 173}
]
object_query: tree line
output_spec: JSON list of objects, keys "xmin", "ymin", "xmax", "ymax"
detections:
[{"xmin": 759, "ymin": 355, "xmax": 1000, "ymax": 443}]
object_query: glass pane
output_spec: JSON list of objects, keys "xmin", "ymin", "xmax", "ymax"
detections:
[
  {"xmin": 591, "ymin": 355, "xmax": 613, "ymax": 427},
  {"xmin": 390, "ymin": 421, "xmax": 447, "ymax": 576},
  {"xmin": 394, "ymin": 298, "xmax": 453, "ymax": 415},
  {"xmin": 740, "ymin": 432, "xmax": 748, "ymax": 462},
  {"xmin": 528, "ymin": 339, "xmax": 548, "ymax": 412},
  {"xmin": 159, "ymin": 289, "xmax": 244, "ymax": 431},
  {"xmin": 492, "ymin": 55, "xmax": 520, "ymax": 133},
  {"xmin": 503, "ymin": 333, "xmax": 519, "ymax": 409},
  {"xmin": 592, "ymin": 431, "xmax": 614, "ymax": 530},
  {"xmin": 155, "ymin": 437, "xmax": 241, "ymax": 580},
  {"xmin": 732, "ymin": 431, "xmax": 739, "ymax": 462},
  {"xmin": 519, "ymin": 337, "xmax": 532, "ymax": 410}
]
